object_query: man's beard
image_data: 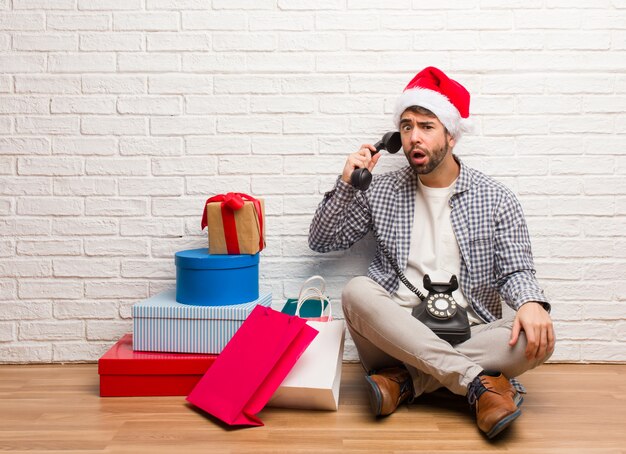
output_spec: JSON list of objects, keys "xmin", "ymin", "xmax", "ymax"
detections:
[{"xmin": 406, "ymin": 140, "xmax": 450, "ymax": 175}]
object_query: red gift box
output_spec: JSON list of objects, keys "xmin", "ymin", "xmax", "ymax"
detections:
[{"xmin": 98, "ymin": 334, "xmax": 217, "ymax": 397}]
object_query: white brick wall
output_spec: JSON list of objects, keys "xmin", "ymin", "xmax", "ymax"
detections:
[{"xmin": 1, "ymin": 2, "xmax": 624, "ymax": 364}]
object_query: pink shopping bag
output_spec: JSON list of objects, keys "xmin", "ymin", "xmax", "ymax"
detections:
[{"xmin": 186, "ymin": 305, "xmax": 318, "ymax": 426}]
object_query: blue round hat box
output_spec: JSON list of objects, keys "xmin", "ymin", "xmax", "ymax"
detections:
[{"xmin": 175, "ymin": 248, "xmax": 259, "ymax": 306}]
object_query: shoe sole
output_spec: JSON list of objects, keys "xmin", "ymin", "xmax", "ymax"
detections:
[
  {"xmin": 364, "ymin": 375, "xmax": 383, "ymax": 416},
  {"xmin": 485, "ymin": 408, "xmax": 522, "ymax": 439}
]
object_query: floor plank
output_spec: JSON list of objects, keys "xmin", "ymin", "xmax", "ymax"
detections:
[{"xmin": 0, "ymin": 363, "xmax": 624, "ymax": 453}]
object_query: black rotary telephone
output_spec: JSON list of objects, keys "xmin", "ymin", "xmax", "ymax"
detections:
[
  {"xmin": 411, "ymin": 275, "xmax": 471, "ymax": 345},
  {"xmin": 351, "ymin": 131, "xmax": 402, "ymax": 191},
  {"xmin": 373, "ymin": 231, "xmax": 471, "ymax": 345}
]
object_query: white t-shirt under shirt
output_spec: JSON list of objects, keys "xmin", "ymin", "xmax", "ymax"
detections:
[{"xmin": 392, "ymin": 177, "xmax": 483, "ymax": 325}]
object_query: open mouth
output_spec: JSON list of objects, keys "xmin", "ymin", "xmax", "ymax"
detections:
[{"xmin": 411, "ymin": 149, "xmax": 428, "ymax": 165}]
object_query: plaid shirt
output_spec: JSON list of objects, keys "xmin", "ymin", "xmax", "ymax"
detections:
[{"xmin": 309, "ymin": 156, "xmax": 550, "ymax": 322}]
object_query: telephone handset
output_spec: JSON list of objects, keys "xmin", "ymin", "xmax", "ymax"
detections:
[{"xmin": 350, "ymin": 131, "xmax": 402, "ymax": 191}]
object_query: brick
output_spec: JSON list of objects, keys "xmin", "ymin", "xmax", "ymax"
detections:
[
  {"xmin": 181, "ymin": 11, "xmax": 247, "ymax": 30},
  {"xmin": 0, "ymin": 198, "xmax": 11, "ymax": 214},
  {"xmin": 545, "ymin": 32, "xmax": 611, "ymax": 50},
  {"xmin": 121, "ymin": 260, "xmax": 172, "ymax": 278},
  {"xmin": 250, "ymin": 13, "xmax": 313, "ymax": 31},
  {"xmin": 47, "ymin": 13, "xmax": 109, "ymax": 31},
  {"xmin": 0, "ymin": 177, "xmax": 50, "ymax": 196},
  {"xmin": 117, "ymin": 96, "xmax": 181, "ymax": 115},
  {"xmin": 317, "ymin": 53, "xmax": 380, "ymax": 72},
  {"xmin": 151, "ymin": 117, "xmax": 215, "ymax": 135},
  {"xmin": 86, "ymin": 158, "xmax": 149, "ymax": 177},
  {"xmin": 582, "ymin": 218, "xmax": 626, "ymax": 237},
  {"xmin": 17, "ymin": 197, "xmax": 83, "ymax": 216},
  {"xmin": 251, "ymin": 96, "xmax": 314, "ymax": 114},
  {"xmin": 0, "ymin": 301, "xmax": 51, "ymax": 320},
  {"xmin": 550, "ymin": 115, "xmax": 614, "ymax": 134},
  {"xmin": 17, "ymin": 240, "xmax": 81, "ymax": 256},
  {"xmin": 84, "ymin": 197, "xmax": 147, "ymax": 216},
  {"xmin": 53, "ymin": 177, "xmax": 116, "ymax": 196},
  {"xmin": 550, "ymin": 239, "xmax": 616, "ymax": 258},
  {"xmin": 81, "ymin": 116, "xmax": 147, "ymax": 135},
  {"xmin": 0, "ymin": 96, "xmax": 49, "ymax": 115},
  {"xmin": 252, "ymin": 136, "xmax": 315, "ymax": 155},
  {"xmin": 471, "ymin": 96, "xmax": 514, "ymax": 115},
  {"xmin": 517, "ymin": 95, "xmax": 581, "ymax": 114},
  {"xmin": 20, "ymin": 320, "xmax": 83, "ymax": 341},
  {"xmin": 87, "ymin": 320, "xmax": 132, "ymax": 340},
  {"xmin": 49, "ymin": 53, "xmax": 116, "ymax": 73},
  {"xmin": 149, "ymin": 75, "xmax": 212, "ymax": 94},
  {"xmin": 152, "ymin": 157, "xmax": 217, "ymax": 176},
  {"xmin": 283, "ymin": 116, "xmax": 350, "ymax": 134},
  {"xmin": 0, "ymin": 240, "xmax": 12, "ymax": 257},
  {"xmin": 118, "ymin": 53, "xmax": 180, "ymax": 72},
  {"xmin": 78, "ymin": 0, "xmax": 142, "ymax": 10},
  {"xmin": 0, "ymin": 13, "xmax": 44, "ymax": 30},
  {"xmin": 0, "ymin": 322, "xmax": 15, "ymax": 342},
  {"xmin": 17, "ymin": 157, "xmax": 82, "ymax": 176},
  {"xmin": 119, "ymin": 177, "xmax": 183, "ymax": 196},
  {"xmin": 53, "ymin": 137, "xmax": 117, "ymax": 156},
  {"xmin": 182, "ymin": 53, "xmax": 246, "ymax": 73},
  {"xmin": 16, "ymin": 117, "xmax": 79, "ymax": 135},
  {"xmin": 52, "ymin": 218, "xmax": 117, "ymax": 235},
  {"xmin": 54, "ymin": 300, "xmax": 117, "ymax": 320},
  {"xmin": 0, "ymin": 138, "xmax": 50, "ymax": 155},
  {"xmin": 212, "ymin": 0, "xmax": 274, "ymax": 9},
  {"xmin": 213, "ymin": 33, "xmax": 276, "ymax": 51},
  {"xmin": 448, "ymin": 11, "xmax": 512, "ymax": 30},
  {"xmin": 51, "ymin": 96, "xmax": 116, "ymax": 114},
  {"xmin": 80, "ymin": 33, "xmax": 143, "ymax": 51},
  {"xmin": 54, "ymin": 258, "xmax": 119, "ymax": 278},
  {"xmin": 113, "ymin": 12, "xmax": 178, "ymax": 31},
  {"xmin": 186, "ymin": 96, "xmax": 248, "ymax": 114},
  {"xmin": 13, "ymin": 34, "xmax": 76, "ymax": 51},
  {"xmin": 84, "ymin": 238, "xmax": 149, "ymax": 256},
  {"xmin": 551, "ymin": 156, "xmax": 614, "ymax": 175},
  {"xmin": 381, "ymin": 13, "xmax": 444, "ymax": 30},
  {"xmin": 280, "ymin": 0, "xmax": 342, "ymax": 9},
  {"xmin": 526, "ymin": 218, "xmax": 581, "ymax": 237},
  {"xmin": 0, "ymin": 344, "xmax": 52, "ymax": 363},
  {"xmin": 0, "ymin": 279, "xmax": 17, "ymax": 300},
  {"xmin": 247, "ymin": 53, "xmax": 313, "ymax": 72},
  {"xmin": 186, "ymin": 136, "xmax": 251, "ymax": 155},
  {"xmin": 52, "ymin": 342, "xmax": 111, "ymax": 362},
  {"xmin": 15, "ymin": 75, "xmax": 81, "ymax": 94},
  {"xmin": 147, "ymin": 33, "xmax": 210, "ymax": 51},
  {"xmin": 517, "ymin": 177, "xmax": 582, "ymax": 196},
  {"xmin": 318, "ymin": 96, "xmax": 382, "ymax": 115},
  {"xmin": 252, "ymin": 176, "xmax": 317, "ymax": 195},
  {"xmin": 185, "ymin": 175, "xmax": 250, "ymax": 196},
  {"xmin": 279, "ymin": 32, "xmax": 343, "ymax": 51},
  {"xmin": 19, "ymin": 279, "xmax": 83, "ymax": 299},
  {"xmin": 282, "ymin": 75, "xmax": 348, "ymax": 93},
  {"xmin": 120, "ymin": 218, "xmax": 184, "ymax": 237},
  {"xmin": 0, "ymin": 54, "xmax": 44, "ymax": 72},
  {"xmin": 0, "ymin": 117, "xmax": 12, "ymax": 133},
  {"xmin": 284, "ymin": 156, "xmax": 346, "ymax": 175},
  {"xmin": 82, "ymin": 75, "xmax": 146, "ymax": 94},
  {"xmin": 0, "ymin": 75, "xmax": 10, "ymax": 92},
  {"xmin": 14, "ymin": 0, "xmax": 75, "ymax": 9},
  {"xmin": 581, "ymin": 343, "xmax": 626, "ymax": 362},
  {"xmin": 214, "ymin": 75, "xmax": 280, "ymax": 94},
  {"xmin": 413, "ymin": 32, "xmax": 478, "ymax": 51},
  {"xmin": 315, "ymin": 13, "xmax": 378, "ymax": 30},
  {"xmin": 151, "ymin": 197, "xmax": 205, "ymax": 216},
  {"xmin": 84, "ymin": 281, "xmax": 148, "ymax": 299},
  {"xmin": 217, "ymin": 116, "xmax": 282, "ymax": 134},
  {"xmin": 219, "ymin": 156, "xmax": 282, "ymax": 175},
  {"xmin": 119, "ymin": 137, "xmax": 183, "ymax": 156},
  {"xmin": 478, "ymin": 31, "xmax": 544, "ymax": 50},
  {"xmin": 583, "ymin": 95, "xmax": 626, "ymax": 113},
  {"xmin": 515, "ymin": 11, "xmax": 582, "ymax": 29},
  {"xmin": 0, "ymin": 259, "xmax": 51, "ymax": 278},
  {"xmin": 0, "ymin": 218, "xmax": 51, "ymax": 237},
  {"xmin": 481, "ymin": 116, "xmax": 550, "ymax": 136},
  {"xmin": 535, "ymin": 261, "xmax": 583, "ymax": 280},
  {"xmin": 147, "ymin": 0, "xmax": 205, "ymax": 8}
]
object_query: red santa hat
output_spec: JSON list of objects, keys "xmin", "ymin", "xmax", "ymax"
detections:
[{"xmin": 393, "ymin": 66, "xmax": 472, "ymax": 139}]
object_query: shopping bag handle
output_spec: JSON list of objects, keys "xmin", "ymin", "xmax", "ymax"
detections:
[
  {"xmin": 297, "ymin": 275, "xmax": 326, "ymax": 300},
  {"xmin": 295, "ymin": 286, "xmax": 332, "ymax": 321}
]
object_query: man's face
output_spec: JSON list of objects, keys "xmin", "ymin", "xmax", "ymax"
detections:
[{"xmin": 400, "ymin": 110, "xmax": 455, "ymax": 175}]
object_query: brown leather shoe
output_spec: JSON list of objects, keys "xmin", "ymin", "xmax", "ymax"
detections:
[
  {"xmin": 468, "ymin": 373, "xmax": 521, "ymax": 439},
  {"xmin": 364, "ymin": 367, "xmax": 413, "ymax": 416}
]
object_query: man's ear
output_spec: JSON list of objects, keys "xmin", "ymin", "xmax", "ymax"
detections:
[{"xmin": 447, "ymin": 133, "xmax": 456, "ymax": 149}]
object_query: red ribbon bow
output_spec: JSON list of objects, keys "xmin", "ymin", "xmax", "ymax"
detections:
[{"xmin": 201, "ymin": 193, "xmax": 264, "ymax": 255}]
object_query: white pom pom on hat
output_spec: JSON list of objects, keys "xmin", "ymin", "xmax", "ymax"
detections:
[{"xmin": 393, "ymin": 66, "xmax": 473, "ymax": 139}]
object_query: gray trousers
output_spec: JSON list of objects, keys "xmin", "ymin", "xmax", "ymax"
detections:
[{"xmin": 342, "ymin": 276, "xmax": 552, "ymax": 397}]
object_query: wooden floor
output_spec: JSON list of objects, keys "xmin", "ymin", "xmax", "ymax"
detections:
[{"xmin": 0, "ymin": 363, "xmax": 624, "ymax": 454}]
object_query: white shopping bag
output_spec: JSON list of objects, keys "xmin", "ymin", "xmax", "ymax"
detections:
[{"xmin": 269, "ymin": 281, "xmax": 345, "ymax": 411}]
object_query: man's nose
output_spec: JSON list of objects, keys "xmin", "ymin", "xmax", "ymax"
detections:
[{"xmin": 410, "ymin": 127, "xmax": 422, "ymax": 144}]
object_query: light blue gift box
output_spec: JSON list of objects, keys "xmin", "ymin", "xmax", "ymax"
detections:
[{"xmin": 132, "ymin": 290, "xmax": 272, "ymax": 354}]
